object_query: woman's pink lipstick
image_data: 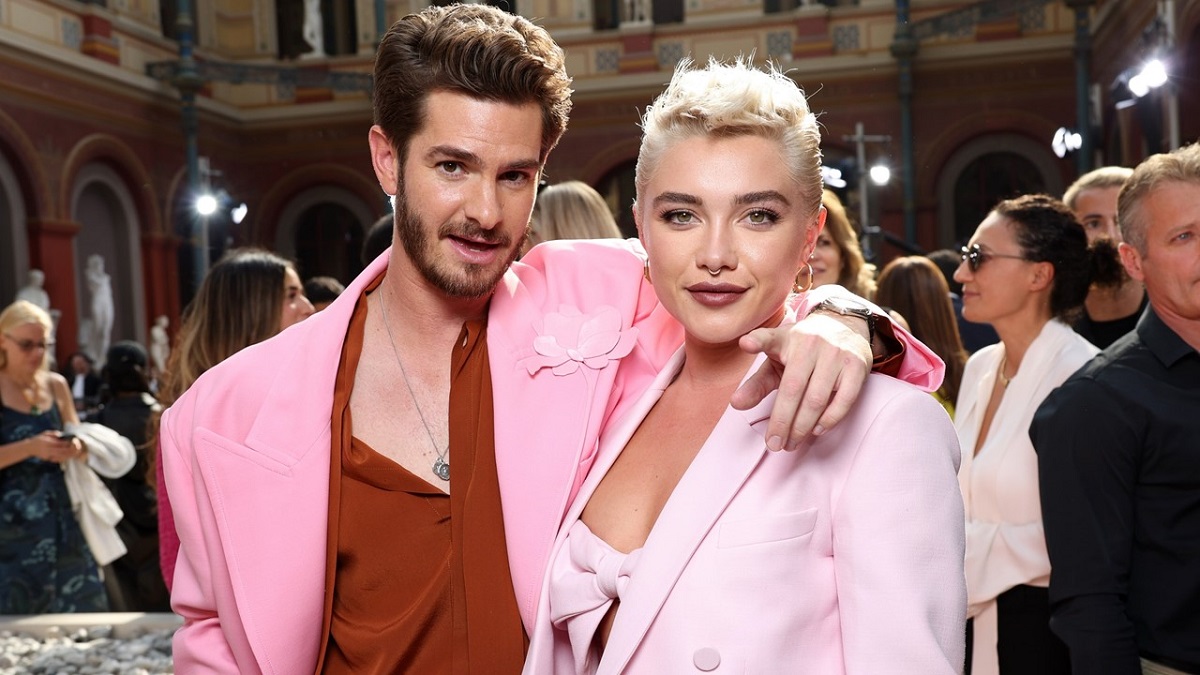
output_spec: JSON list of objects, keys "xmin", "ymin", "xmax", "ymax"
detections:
[{"xmin": 686, "ymin": 281, "xmax": 747, "ymax": 307}]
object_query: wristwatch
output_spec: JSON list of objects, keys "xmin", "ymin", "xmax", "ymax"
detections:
[{"xmin": 807, "ymin": 297, "xmax": 877, "ymax": 345}]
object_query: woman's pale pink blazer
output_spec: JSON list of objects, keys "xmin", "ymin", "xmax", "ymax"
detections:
[{"xmin": 523, "ymin": 343, "xmax": 966, "ymax": 674}]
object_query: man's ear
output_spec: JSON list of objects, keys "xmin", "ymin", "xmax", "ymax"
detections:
[
  {"xmin": 369, "ymin": 125, "xmax": 400, "ymax": 196},
  {"xmin": 1118, "ymin": 241, "xmax": 1146, "ymax": 282}
]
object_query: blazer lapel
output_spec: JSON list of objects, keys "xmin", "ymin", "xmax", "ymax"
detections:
[
  {"xmin": 599, "ymin": 356, "xmax": 776, "ymax": 674},
  {"xmin": 194, "ymin": 430, "xmax": 332, "ymax": 674},
  {"xmin": 564, "ymin": 348, "xmax": 684, "ymax": 528}
]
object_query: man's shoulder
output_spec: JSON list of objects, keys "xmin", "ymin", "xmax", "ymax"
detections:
[
  {"xmin": 1037, "ymin": 331, "xmax": 1151, "ymax": 425},
  {"xmin": 1071, "ymin": 329, "xmax": 1153, "ymax": 383},
  {"xmin": 493, "ymin": 238, "xmax": 653, "ymax": 319},
  {"xmin": 180, "ymin": 312, "xmax": 340, "ymax": 409},
  {"xmin": 506, "ymin": 238, "xmax": 645, "ymax": 281}
]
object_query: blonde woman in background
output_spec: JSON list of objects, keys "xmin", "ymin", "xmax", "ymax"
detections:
[
  {"xmin": 875, "ymin": 256, "xmax": 968, "ymax": 416},
  {"xmin": 808, "ymin": 190, "xmax": 877, "ymax": 297},
  {"xmin": 528, "ymin": 180, "xmax": 623, "ymax": 248},
  {"xmin": 0, "ymin": 300, "xmax": 106, "ymax": 613}
]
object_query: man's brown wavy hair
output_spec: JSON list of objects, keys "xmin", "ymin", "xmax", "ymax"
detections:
[{"xmin": 373, "ymin": 5, "xmax": 573, "ymax": 166}]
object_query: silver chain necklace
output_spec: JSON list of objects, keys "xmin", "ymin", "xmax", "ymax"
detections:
[{"xmin": 377, "ymin": 289, "xmax": 450, "ymax": 481}]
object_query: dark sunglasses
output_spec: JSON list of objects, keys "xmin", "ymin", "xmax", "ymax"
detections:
[
  {"xmin": 959, "ymin": 244, "xmax": 1028, "ymax": 272},
  {"xmin": 3, "ymin": 333, "xmax": 53, "ymax": 353}
]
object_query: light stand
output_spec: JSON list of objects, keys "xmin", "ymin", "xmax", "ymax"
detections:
[{"xmin": 843, "ymin": 122, "xmax": 891, "ymax": 262}]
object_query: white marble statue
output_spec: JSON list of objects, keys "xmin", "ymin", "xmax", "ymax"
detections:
[
  {"xmin": 150, "ymin": 315, "xmax": 170, "ymax": 376},
  {"xmin": 15, "ymin": 269, "xmax": 51, "ymax": 311},
  {"xmin": 301, "ymin": 0, "xmax": 325, "ymax": 58},
  {"xmin": 84, "ymin": 254, "xmax": 114, "ymax": 367},
  {"xmin": 16, "ymin": 268, "xmax": 60, "ymax": 368}
]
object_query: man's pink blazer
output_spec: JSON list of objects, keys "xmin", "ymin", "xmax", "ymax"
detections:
[
  {"xmin": 160, "ymin": 239, "xmax": 943, "ymax": 673},
  {"xmin": 524, "ymin": 348, "xmax": 966, "ymax": 674}
]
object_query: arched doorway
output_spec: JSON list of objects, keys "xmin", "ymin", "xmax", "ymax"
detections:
[
  {"xmin": 952, "ymin": 152, "xmax": 1046, "ymax": 243},
  {"xmin": 293, "ymin": 202, "xmax": 365, "ymax": 284},
  {"xmin": 0, "ymin": 148, "xmax": 30, "ymax": 305},
  {"xmin": 276, "ymin": 186, "xmax": 374, "ymax": 285},
  {"xmin": 936, "ymin": 134, "xmax": 1063, "ymax": 247},
  {"xmin": 70, "ymin": 163, "xmax": 147, "ymax": 355}
]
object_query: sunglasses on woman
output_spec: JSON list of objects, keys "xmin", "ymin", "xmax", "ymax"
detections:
[
  {"xmin": 959, "ymin": 244, "xmax": 1028, "ymax": 272},
  {"xmin": 3, "ymin": 333, "xmax": 54, "ymax": 353}
]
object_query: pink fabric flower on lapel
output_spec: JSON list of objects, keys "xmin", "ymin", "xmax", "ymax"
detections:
[{"xmin": 519, "ymin": 305, "xmax": 639, "ymax": 376}]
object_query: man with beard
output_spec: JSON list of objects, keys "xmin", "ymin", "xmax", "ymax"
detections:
[
  {"xmin": 1063, "ymin": 166, "xmax": 1148, "ymax": 348},
  {"xmin": 159, "ymin": 6, "xmax": 944, "ymax": 673}
]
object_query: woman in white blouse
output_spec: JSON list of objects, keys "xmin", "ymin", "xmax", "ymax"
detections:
[{"xmin": 954, "ymin": 194, "xmax": 1100, "ymax": 675}]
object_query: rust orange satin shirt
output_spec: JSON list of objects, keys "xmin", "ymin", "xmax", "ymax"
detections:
[{"xmin": 316, "ymin": 279, "xmax": 526, "ymax": 673}]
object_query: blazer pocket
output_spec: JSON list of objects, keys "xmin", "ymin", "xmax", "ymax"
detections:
[{"xmin": 717, "ymin": 508, "xmax": 818, "ymax": 548}]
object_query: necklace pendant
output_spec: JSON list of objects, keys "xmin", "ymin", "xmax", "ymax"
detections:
[{"xmin": 433, "ymin": 457, "xmax": 450, "ymax": 481}]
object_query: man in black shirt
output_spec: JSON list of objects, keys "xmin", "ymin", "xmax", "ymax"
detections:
[{"xmin": 1031, "ymin": 143, "xmax": 1200, "ymax": 674}]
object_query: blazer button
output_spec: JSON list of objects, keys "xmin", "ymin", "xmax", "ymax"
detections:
[{"xmin": 693, "ymin": 647, "xmax": 721, "ymax": 671}]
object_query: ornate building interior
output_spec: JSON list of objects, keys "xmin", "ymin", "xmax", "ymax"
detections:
[{"xmin": 2, "ymin": 0, "xmax": 1197, "ymax": 361}]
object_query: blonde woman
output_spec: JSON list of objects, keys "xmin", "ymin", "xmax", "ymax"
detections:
[
  {"xmin": 525, "ymin": 60, "xmax": 963, "ymax": 674},
  {"xmin": 0, "ymin": 300, "xmax": 106, "ymax": 613},
  {"xmin": 528, "ymin": 180, "xmax": 623, "ymax": 248}
]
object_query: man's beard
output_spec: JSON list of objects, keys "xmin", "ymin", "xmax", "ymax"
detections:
[{"xmin": 393, "ymin": 183, "xmax": 527, "ymax": 300}]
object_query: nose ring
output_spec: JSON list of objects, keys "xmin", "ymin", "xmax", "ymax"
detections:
[{"xmin": 706, "ymin": 267, "xmax": 721, "ymax": 276}]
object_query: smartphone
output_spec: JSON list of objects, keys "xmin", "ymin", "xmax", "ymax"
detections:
[{"xmin": 59, "ymin": 433, "xmax": 77, "ymax": 442}]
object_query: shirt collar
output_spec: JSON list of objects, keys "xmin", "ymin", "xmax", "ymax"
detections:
[{"xmin": 1137, "ymin": 305, "xmax": 1197, "ymax": 368}]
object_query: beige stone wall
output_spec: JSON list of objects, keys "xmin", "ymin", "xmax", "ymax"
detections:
[
  {"xmin": 199, "ymin": 0, "xmax": 272, "ymax": 57},
  {"xmin": 109, "ymin": 0, "xmax": 162, "ymax": 32},
  {"xmin": 2, "ymin": 0, "xmax": 81, "ymax": 49}
]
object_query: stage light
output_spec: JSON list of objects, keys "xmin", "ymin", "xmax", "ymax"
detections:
[
  {"xmin": 231, "ymin": 202, "xmax": 248, "ymax": 224},
  {"xmin": 1052, "ymin": 127, "xmax": 1084, "ymax": 158},
  {"xmin": 196, "ymin": 194, "xmax": 218, "ymax": 216},
  {"xmin": 1141, "ymin": 58, "xmax": 1168, "ymax": 89},
  {"xmin": 869, "ymin": 164, "xmax": 891, "ymax": 186},
  {"xmin": 821, "ymin": 166, "xmax": 847, "ymax": 189},
  {"xmin": 1128, "ymin": 58, "xmax": 1168, "ymax": 98}
]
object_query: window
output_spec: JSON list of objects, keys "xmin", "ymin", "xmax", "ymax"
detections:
[
  {"xmin": 277, "ymin": 0, "xmax": 358, "ymax": 60},
  {"xmin": 160, "ymin": 1, "xmax": 198, "ymax": 42}
]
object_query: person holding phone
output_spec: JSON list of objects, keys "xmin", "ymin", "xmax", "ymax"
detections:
[{"xmin": 0, "ymin": 300, "xmax": 107, "ymax": 614}]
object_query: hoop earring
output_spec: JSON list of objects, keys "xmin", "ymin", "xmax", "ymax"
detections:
[
  {"xmin": 793, "ymin": 263, "xmax": 814, "ymax": 293},
  {"xmin": 643, "ymin": 260, "xmax": 652, "ymax": 284}
]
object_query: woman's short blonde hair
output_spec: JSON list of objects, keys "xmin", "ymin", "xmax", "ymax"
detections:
[
  {"xmin": 531, "ymin": 181, "xmax": 622, "ymax": 241},
  {"xmin": 635, "ymin": 58, "xmax": 823, "ymax": 222},
  {"xmin": 0, "ymin": 300, "xmax": 54, "ymax": 371}
]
